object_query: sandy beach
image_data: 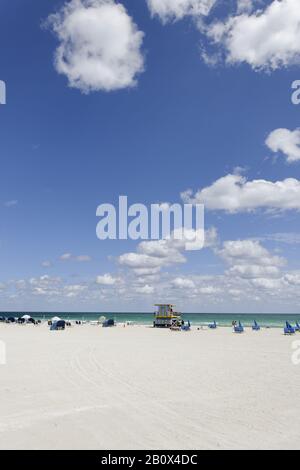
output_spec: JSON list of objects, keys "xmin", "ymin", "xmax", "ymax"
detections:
[{"xmin": 0, "ymin": 323, "xmax": 299, "ymax": 450}]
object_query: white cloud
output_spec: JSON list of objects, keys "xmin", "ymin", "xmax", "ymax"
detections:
[
  {"xmin": 135, "ymin": 284, "xmax": 154, "ymax": 294},
  {"xmin": 60, "ymin": 253, "xmax": 73, "ymax": 261},
  {"xmin": 216, "ymin": 239, "xmax": 285, "ymax": 281},
  {"xmin": 96, "ymin": 273, "xmax": 119, "ymax": 285},
  {"xmin": 47, "ymin": 0, "xmax": 145, "ymax": 93},
  {"xmin": 147, "ymin": 0, "xmax": 216, "ymax": 23},
  {"xmin": 119, "ymin": 252, "xmax": 172, "ymax": 270},
  {"xmin": 29, "ymin": 275, "xmax": 62, "ymax": 286},
  {"xmin": 218, "ymin": 239, "xmax": 284, "ymax": 267},
  {"xmin": 266, "ymin": 128, "xmax": 300, "ymax": 163},
  {"xmin": 204, "ymin": 226, "xmax": 218, "ymax": 247},
  {"xmin": 4, "ymin": 257, "xmax": 300, "ymax": 310},
  {"xmin": 118, "ymin": 227, "xmax": 217, "ymax": 273},
  {"xmin": 172, "ymin": 277, "xmax": 196, "ymax": 289},
  {"xmin": 59, "ymin": 253, "xmax": 91, "ymax": 262},
  {"xmin": 182, "ymin": 173, "xmax": 300, "ymax": 212},
  {"xmin": 64, "ymin": 284, "xmax": 87, "ymax": 298},
  {"xmin": 138, "ymin": 238, "xmax": 187, "ymax": 263},
  {"xmin": 119, "ymin": 233, "xmax": 187, "ymax": 271},
  {"xmin": 236, "ymin": 0, "xmax": 254, "ymax": 14},
  {"xmin": 132, "ymin": 267, "xmax": 161, "ymax": 276},
  {"xmin": 251, "ymin": 277, "xmax": 283, "ymax": 290},
  {"xmin": 199, "ymin": 285, "xmax": 221, "ymax": 294},
  {"xmin": 204, "ymin": 0, "xmax": 300, "ymax": 71},
  {"xmin": 228, "ymin": 264, "xmax": 281, "ymax": 279},
  {"xmin": 284, "ymin": 273, "xmax": 300, "ymax": 286}
]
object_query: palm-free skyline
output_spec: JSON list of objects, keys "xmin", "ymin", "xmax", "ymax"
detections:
[{"xmin": 1, "ymin": 0, "xmax": 300, "ymax": 312}]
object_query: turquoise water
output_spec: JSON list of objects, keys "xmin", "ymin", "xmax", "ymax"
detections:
[{"xmin": 2, "ymin": 312, "xmax": 300, "ymax": 328}]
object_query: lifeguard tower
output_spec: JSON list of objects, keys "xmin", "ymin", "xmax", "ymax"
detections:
[{"xmin": 153, "ymin": 304, "xmax": 182, "ymax": 328}]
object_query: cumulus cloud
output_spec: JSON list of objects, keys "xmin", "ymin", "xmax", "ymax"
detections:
[
  {"xmin": 47, "ymin": 0, "xmax": 145, "ymax": 93},
  {"xmin": 216, "ymin": 239, "xmax": 285, "ymax": 280},
  {"xmin": 118, "ymin": 227, "xmax": 217, "ymax": 274},
  {"xmin": 4, "ymin": 256, "xmax": 300, "ymax": 310},
  {"xmin": 228, "ymin": 264, "xmax": 281, "ymax": 279},
  {"xmin": 119, "ymin": 236, "xmax": 187, "ymax": 272},
  {"xmin": 266, "ymin": 128, "xmax": 300, "ymax": 163},
  {"xmin": 96, "ymin": 273, "xmax": 119, "ymax": 285},
  {"xmin": 182, "ymin": 173, "xmax": 300, "ymax": 213},
  {"xmin": 236, "ymin": 0, "xmax": 254, "ymax": 14},
  {"xmin": 251, "ymin": 277, "xmax": 283, "ymax": 291},
  {"xmin": 64, "ymin": 284, "xmax": 87, "ymax": 298},
  {"xmin": 147, "ymin": 0, "xmax": 216, "ymax": 23},
  {"xmin": 135, "ymin": 284, "xmax": 154, "ymax": 294},
  {"xmin": 204, "ymin": 0, "xmax": 300, "ymax": 71},
  {"xmin": 119, "ymin": 252, "xmax": 170, "ymax": 270},
  {"xmin": 199, "ymin": 285, "xmax": 221, "ymax": 294},
  {"xmin": 172, "ymin": 277, "xmax": 196, "ymax": 289},
  {"xmin": 217, "ymin": 239, "xmax": 285, "ymax": 268},
  {"xmin": 284, "ymin": 272, "xmax": 300, "ymax": 286},
  {"xmin": 172, "ymin": 277, "xmax": 221, "ymax": 295}
]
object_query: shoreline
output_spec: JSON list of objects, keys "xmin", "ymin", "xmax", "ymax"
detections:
[{"xmin": 1, "ymin": 312, "xmax": 299, "ymax": 329}]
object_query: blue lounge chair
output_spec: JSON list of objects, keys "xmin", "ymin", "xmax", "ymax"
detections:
[
  {"xmin": 284, "ymin": 322, "xmax": 295, "ymax": 335},
  {"xmin": 181, "ymin": 321, "xmax": 191, "ymax": 331},
  {"xmin": 295, "ymin": 322, "xmax": 300, "ymax": 332},
  {"xmin": 208, "ymin": 321, "xmax": 217, "ymax": 329},
  {"xmin": 234, "ymin": 321, "xmax": 244, "ymax": 333},
  {"xmin": 103, "ymin": 319, "xmax": 115, "ymax": 328},
  {"xmin": 252, "ymin": 320, "xmax": 261, "ymax": 331},
  {"xmin": 50, "ymin": 320, "xmax": 66, "ymax": 331}
]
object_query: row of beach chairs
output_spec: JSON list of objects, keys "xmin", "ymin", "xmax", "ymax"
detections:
[
  {"xmin": 208, "ymin": 320, "xmax": 260, "ymax": 333},
  {"xmin": 209, "ymin": 320, "xmax": 300, "ymax": 335},
  {"xmin": 284, "ymin": 321, "xmax": 300, "ymax": 335}
]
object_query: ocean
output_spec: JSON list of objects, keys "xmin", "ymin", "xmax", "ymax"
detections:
[{"xmin": 1, "ymin": 312, "xmax": 299, "ymax": 328}]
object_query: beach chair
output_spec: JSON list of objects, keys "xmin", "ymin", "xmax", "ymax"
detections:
[
  {"xmin": 181, "ymin": 321, "xmax": 191, "ymax": 331},
  {"xmin": 252, "ymin": 320, "xmax": 261, "ymax": 331},
  {"xmin": 208, "ymin": 321, "xmax": 217, "ymax": 329},
  {"xmin": 284, "ymin": 322, "xmax": 295, "ymax": 335},
  {"xmin": 234, "ymin": 321, "xmax": 244, "ymax": 333},
  {"xmin": 295, "ymin": 322, "xmax": 300, "ymax": 332}
]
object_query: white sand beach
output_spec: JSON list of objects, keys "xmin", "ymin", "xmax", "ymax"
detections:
[{"xmin": 0, "ymin": 323, "xmax": 299, "ymax": 450}]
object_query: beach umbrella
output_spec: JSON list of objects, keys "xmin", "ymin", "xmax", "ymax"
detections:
[
  {"xmin": 52, "ymin": 316, "xmax": 61, "ymax": 322},
  {"xmin": 22, "ymin": 315, "xmax": 31, "ymax": 321}
]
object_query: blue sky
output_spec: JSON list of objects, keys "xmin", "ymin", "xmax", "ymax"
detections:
[{"xmin": 1, "ymin": 0, "xmax": 300, "ymax": 312}]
